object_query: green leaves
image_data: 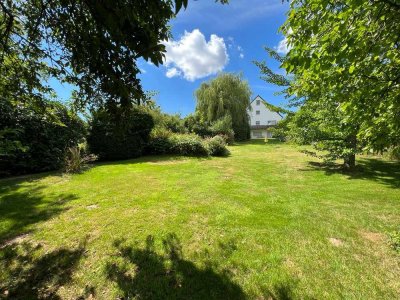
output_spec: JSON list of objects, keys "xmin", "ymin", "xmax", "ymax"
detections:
[
  {"xmin": 279, "ymin": 0, "xmax": 400, "ymax": 153},
  {"xmin": 256, "ymin": 0, "xmax": 400, "ymax": 166},
  {"xmin": 174, "ymin": 0, "xmax": 188, "ymax": 13},
  {"xmin": 0, "ymin": 0, "xmax": 227, "ymax": 110},
  {"xmin": 195, "ymin": 73, "xmax": 251, "ymax": 141},
  {"xmin": 348, "ymin": 64, "xmax": 355, "ymax": 74}
]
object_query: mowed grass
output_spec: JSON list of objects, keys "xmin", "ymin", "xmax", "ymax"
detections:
[{"xmin": 0, "ymin": 141, "xmax": 399, "ymax": 299}]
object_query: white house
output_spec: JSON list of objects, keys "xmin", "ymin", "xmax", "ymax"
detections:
[{"xmin": 249, "ymin": 95, "xmax": 283, "ymax": 139}]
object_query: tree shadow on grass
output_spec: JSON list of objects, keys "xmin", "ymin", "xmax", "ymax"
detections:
[
  {"xmin": 0, "ymin": 178, "xmax": 77, "ymax": 245},
  {"xmin": 304, "ymin": 158, "xmax": 400, "ymax": 189},
  {"xmin": 105, "ymin": 234, "xmax": 246, "ymax": 300},
  {"xmin": 262, "ymin": 280, "xmax": 315, "ymax": 300},
  {"xmin": 0, "ymin": 238, "xmax": 87, "ymax": 299},
  {"xmin": 261, "ymin": 284, "xmax": 295, "ymax": 300}
]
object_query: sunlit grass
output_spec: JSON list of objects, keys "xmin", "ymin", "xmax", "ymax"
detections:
[{"xmin": 1, "ymin": 140, "xmax": 399, "ymax": 299}]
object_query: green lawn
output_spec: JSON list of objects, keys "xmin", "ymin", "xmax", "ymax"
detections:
[{"xmin": 1, "ymin": 141, "xmax": 399, "ymax": 299}]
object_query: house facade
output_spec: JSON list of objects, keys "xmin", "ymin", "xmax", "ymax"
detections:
[{"xmin": 249, "ymin": 95, "xmax": 283, "ymax": 139}]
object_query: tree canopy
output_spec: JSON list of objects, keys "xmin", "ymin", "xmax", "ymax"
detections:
[
  {"xmin": 256, "ymin": 0, "xmax": 400, "ymax": 167},
  {"xmin": 0, "ymin": 0, "xmax": 228, "ymax": 173},
  {"xmin": 195, "ymin": 73, "xmax": 252, "ymax": 141},
  {"xmin": 0, "ymin": 0, "xmax": 227, "ymax": 109}
]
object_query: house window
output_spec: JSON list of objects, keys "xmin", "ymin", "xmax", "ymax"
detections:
[
  {"xmin": 256, "ymin": 121, "xmax": 260, "ymax": 125},
  {"xmin": 267, "ymin": 120, "xmax": 277, "ymax": 125},
  {"xmin": 256, "ymin": 100, "xmax": 261, "ymax": 105},
  {"xmin": 256, "ymin": 110, "xmax": 260, "ymax": 115}
]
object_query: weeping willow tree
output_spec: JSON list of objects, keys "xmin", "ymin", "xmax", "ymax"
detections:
[{"xmin": 195, "ymin": 73, "xmax": 251, "ymax": 140}]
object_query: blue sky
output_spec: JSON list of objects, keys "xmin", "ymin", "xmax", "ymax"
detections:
[{"xmin": 54, "ymin": 1, "xmax": 290, "ymax": 116}]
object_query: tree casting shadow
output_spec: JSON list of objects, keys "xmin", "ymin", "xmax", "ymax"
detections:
[
  {"xmin": 0, "ymin": 239, "xmax": 87, "ymax": 299},
  {"xmin": 105, "ymin": 234, "xmax": 246, "ymax": 300},
  {"xmin": 0, "ymin": 178, "xmax": 77, "ymax": 245},
  {"xmin": 261, "ymin": 283, "xmax": 296, "ymax": 300},
  {"xmin": 304, "ymin": 158, "xmax": 400, "ymax": 189}
]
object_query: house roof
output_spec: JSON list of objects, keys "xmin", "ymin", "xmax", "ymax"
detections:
[{"xmin": 251, "ymin": 95, "xmax": 284, "ymax": 118}]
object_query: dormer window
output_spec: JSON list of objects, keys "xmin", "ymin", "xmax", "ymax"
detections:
[
  {"xmin": 256, "ymin": 110, "xmax": 260, "ymax": 115},
  {"xmin": 256, "ymin": 100, "xmax": 261, "ymax": 105}
]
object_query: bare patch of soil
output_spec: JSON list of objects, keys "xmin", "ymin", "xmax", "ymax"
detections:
[
  {"xmin": 359, "ymin": 230, "xmax": 384, "ymax": 243},
  {"xmin": 329, "ymin": 237, "xmax": 344, "ymax": 247},
  {"xmin": 86, "ymin": 204, "xmax": 99, "ymax": 210}
]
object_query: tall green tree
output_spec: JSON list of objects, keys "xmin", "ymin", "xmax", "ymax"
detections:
[
  {"xmin": 256, "ymin": 48, "xmax": 361, "ymax": 168},
  {"xmin": 257, "ymin": 0, "xmax": 400, "ymax": 168},
  {"xmin": 195, "ymin": 73, "xmax": 252, "ymax": 141},
  {"xmin": 284, "ymin": 0, "xmax": 400, "ymax": 151}
]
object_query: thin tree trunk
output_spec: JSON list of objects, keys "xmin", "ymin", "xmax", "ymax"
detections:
[
  {"xmin": 344, "ymin": 134, "xmax": 357, "ymax": 169},
  {"xmin": 344, "ymin": 153, "xmax": 356, "ymax": 169}
]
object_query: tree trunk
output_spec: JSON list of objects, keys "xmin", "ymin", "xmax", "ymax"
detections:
[
  {"xmin": 344, "ymin": 134, "xmax": 357, "ymax": 169},
  {"xmin": 344, "ymin": 153, "xmax": 356, "ymax": 169}
]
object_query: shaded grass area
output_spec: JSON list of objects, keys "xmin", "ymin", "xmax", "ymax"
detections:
[
  {"xmin": 0, "ymin": 141, "xmax": 399, "ymax": 299},
  {"xmin": 303, "ymin": 159, "xmax": 400, "ymax": 189},
  {"xmin": 1, "ymin": 239, "xmax": 87, "ymax": 299},
  {"xmin": 106, "ymin": 234, "xmax": 245, "ymax": 300},
  {"xmin": 0, "ymin": 177, "xmax": 77, "ymax": 244}
]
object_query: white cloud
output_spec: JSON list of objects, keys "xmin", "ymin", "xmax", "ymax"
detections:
[
  {"xmin": 166, "ymin": 67, "xmax": 181, "ymax": 78},
  {"xmin": 276, "ymin": 37, "xmax": 290, "ymax": 55},
  {"xmin": 275, "ymin": 29, "xmax": 292, "ymax": 55},
  {"xmin": 163, "ymin": 29, "xmax": 229, "ymax": 81},
  {"xmin": 237, "ymin": 45, "xmax": 244, "ymax": 58},
  {"xmin": 227, "ymin": 37, "xmax": 234, "ymax": 49},
  {"xmin": 224, "ymin": 37, "xmax": 244, "ymax": 59}
]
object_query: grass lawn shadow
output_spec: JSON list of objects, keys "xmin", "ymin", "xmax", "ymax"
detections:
[
  {"xmin": 0, "ymin": 177, "xmax": 77, "ymax": 245},
  {"xmin": 261, "ymin": 283, "xmax": 298, "ymax": 300},
  {"xmin": 0, "ymin": 238, "xmax": 87, "ymax": 299},
  {"xmin": 105, "ymin": 233, "xmax": 246, "ymax": 300},
  {"xmin": 304, "ymin": 158, "xmax": 400, "ymax": 189}
]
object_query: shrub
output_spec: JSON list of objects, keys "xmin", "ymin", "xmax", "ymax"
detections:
[
  {"xmin": 169, "ymin": 133, "xmax": 209, "ymax": 156},
  {"xmin": 88, "ymin": 106, "xmax": 154, "ymax": 160},
  {"xmin": 146, "ymin": 130, "xmax": 229, "ymax": 157},
  {"xmin": 150, "ymin": 109, "xmax": 187, "ymax": 133},
  {"xmin": 0, "ymin": 100, "xmax": 86, "ymax": 176},
  {"xmin": 183, "ymin": 114, "xmax": 212, "ymax": 137},
  {"xmin": 209, "ymin": 115, "xmax": 235, "ymax": 144},
  {"xmin": 64, "ymin": 146, "xmax": 98, "ymax": 173},
  {"xmin": 146, "ymin": 127, "xmax": 173, "ymax": 154},
  {"xmin": 205, "ymin": 135, "xmax": 230, "ymax": 156}
]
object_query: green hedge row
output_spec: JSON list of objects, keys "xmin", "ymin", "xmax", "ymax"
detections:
[
  {"xmin": 0, "ymin": 100, "xmax": 85, "ymax": 176},
  {"xmin": 87, "ymin": 106, "xmax": 154, "ymax": 160}
]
